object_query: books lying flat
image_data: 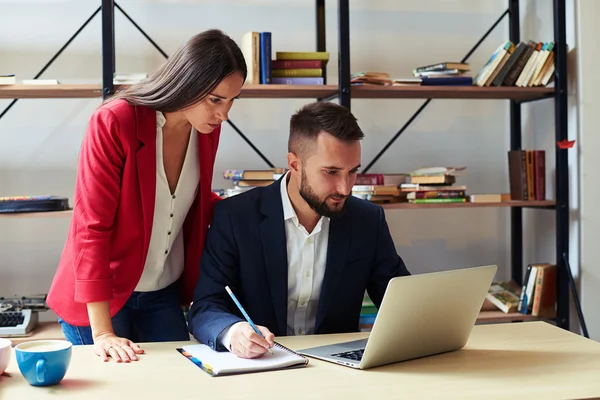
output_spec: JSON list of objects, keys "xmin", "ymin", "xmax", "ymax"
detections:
[
  {"xmin": 0, "ymin": 195, "xmax": 70, "ymax": 213},
  {"xmin": 178, "ymin": 342, "xmax": 309, "ymax": 376}
]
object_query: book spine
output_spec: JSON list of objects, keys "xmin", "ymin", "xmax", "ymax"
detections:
[
  {"xmin": 420, "ymin": 76, "xmax": 473, "ymax": 86},
  {"xmin": 259, "ymin": 32, "xmax": 272, "ymax": 84},
  {"xmin": 526, "ymin": 150, "xmax": 536, "ymax": 200},
  {"xmin": 271, "ymin": 60, "xmax": 322, "ymax": 69},
  {"xmin": 275, "ymin": 51, "xmax": 329, "ymax": 61},
  {"xmin": 272, "ymin": 68, "xmax": 322, "ymax": 77},
  {"xmin": 408, "ymin": 198, "xmax": 466, "ymax": 204},
  {"xmin": 534, "ymin": 150, "xmax": 546, "ymax": 200},
  {"xmin": 223, "ymin": 169, "xmax": 244, "ymax": 180},
  {"xmin": 355, "ymin": 174, "xmax": 384, "ymax": 185},
  {"xmin": 410, "ymin": 190, "xmax": 466, "ymax": 199},
  {"xmin": 270, "ymin": 77, "xmax": 324, "ymax": 85},
  {"xmin": 518, "ymin": 265, "xmax": 532, "ymax": 313},
  {"xmin": 508, "ymin": 150, "xmax": 528, "ymax": 200},
  {"xmin": 503, "ymin": 41, "xmax": 536, "ymax": 86}
]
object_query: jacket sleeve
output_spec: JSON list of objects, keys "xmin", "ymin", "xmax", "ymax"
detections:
[
  {"xmin": 367, "ymin": 206, "xmax": 411, "ymax": 308},
  {"xmin": 187, "ymin": 200, "xmax": 244, "ymax": 351},
  {"xmin": 72, "ymin": 107, "xmax": 125, "ymax": 304}
]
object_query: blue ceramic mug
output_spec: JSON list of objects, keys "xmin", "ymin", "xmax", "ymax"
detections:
[{"xmin": 15, "ymin": 340, "xmax": 72, "ymax": 386}]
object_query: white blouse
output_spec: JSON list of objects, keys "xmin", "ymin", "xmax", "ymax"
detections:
[{"xmin": 134, "ymin": 111, "xmax": 199, "ymax": 292}]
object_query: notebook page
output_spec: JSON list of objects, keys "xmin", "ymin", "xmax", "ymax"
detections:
[{"xmin": 182, "ymin": 343, "xmax": 305, "ymax": 374}]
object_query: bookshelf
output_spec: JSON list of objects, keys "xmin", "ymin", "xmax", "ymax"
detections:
[
  {"xmin": 0, "ymin": 1, "xmax": 570, "ymax": 331},
  {"xmin": 337, "ymin": 0, "xmax": 570, "ymax": 330}
]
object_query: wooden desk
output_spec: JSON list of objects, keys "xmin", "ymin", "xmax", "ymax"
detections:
[{"xmin": 1, "ymin": 322, "xmax": 599, "ymax": 399}]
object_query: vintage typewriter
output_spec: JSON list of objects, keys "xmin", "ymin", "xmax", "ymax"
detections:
[{"xmin": 0, "ymin": 295, "xmax": 47, "ymax": 337}]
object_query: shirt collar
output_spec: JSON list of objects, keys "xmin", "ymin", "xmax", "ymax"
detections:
[
  {"xmin": 156, "ymin": 110, "xmax": 166, "ymax": 129},
  {"xmin": 280, "ymin": 171, "xmax": 296, "ymax": 221},
  {"xmin": 280, "ymin": 171, "xmax": 327, "ymax": 234}
]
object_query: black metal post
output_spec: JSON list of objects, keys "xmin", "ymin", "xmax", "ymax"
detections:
[
  {"xmin": 316, "ymin": 0, "xmax": 326, "ymax": 85},
  {"xmin": 337, "ymin": 0, "xmax": 351, "ymax": 109},
  {"xmin": 554, "ymin": 0, "xmax": 570, "ymax": 330},
  {"xmin": 508, "ymin": 0, "xmax": 523, "ymax": 287},
  {"xmin": 0, "ymin": 7, "xmax": 101, "ymax": 121},
  {"xmin": 102, "ymin": 0, "xmax": 115, "ymax": 99}
]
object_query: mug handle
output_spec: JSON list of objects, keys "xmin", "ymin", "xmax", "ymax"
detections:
[{"xmin": 35, "ymin": 359, "xmax": 46, "ymax": 383}]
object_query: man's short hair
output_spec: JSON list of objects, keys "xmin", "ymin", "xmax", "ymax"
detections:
[{"xmin": 288, "ymin": 102, "xmax": 364, "ymax": 159}]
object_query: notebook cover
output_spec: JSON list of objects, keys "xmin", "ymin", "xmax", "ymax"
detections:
[{"xmin": 177, "ymin": 342, "xmax": 308, "ymax": 377}]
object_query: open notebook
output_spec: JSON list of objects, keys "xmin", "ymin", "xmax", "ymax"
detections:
[{"xmin": 178, "ymin": 342, "xmax": 309, "ymax": 376}]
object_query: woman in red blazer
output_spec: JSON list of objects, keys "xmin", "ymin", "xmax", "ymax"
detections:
[{"xmin": 46, "ymin": 29, "xmax": 246, "ymax": 363}]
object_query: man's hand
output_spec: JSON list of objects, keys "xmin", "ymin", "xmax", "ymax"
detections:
[{"xmin": 229, "ymin": 322, "xmax": 275, "ymax": 359}]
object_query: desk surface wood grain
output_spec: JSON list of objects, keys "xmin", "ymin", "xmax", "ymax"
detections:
[{"xmin": 1, "ymin": 322, "xmax": 599, "ymax": 399}]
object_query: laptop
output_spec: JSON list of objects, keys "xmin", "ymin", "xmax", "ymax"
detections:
[{"xmin": 297, "ymin": 264, "xmax": 497, "ymax": 370}]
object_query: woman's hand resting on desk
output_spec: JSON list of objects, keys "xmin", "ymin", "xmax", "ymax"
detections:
[
  {"xmin": 230, "ymin": 323, "xmax": 275, "ymax": 359},
  {"xmin": 93, "ymin": 332, "xmax": 145, "ymax": 363}
]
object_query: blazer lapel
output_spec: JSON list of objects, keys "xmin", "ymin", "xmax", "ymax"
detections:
[
  {"xmin": 135, "ymin": 106, "xmax": 157, "ymax": 258},
  {"xmin": 315, "ymin": 214, "xmax": 351, "ymax": 332},
  {"xmin": 259, "ymin": 179, "xmax": 288, "ymax": 336},
  {"xmin": 197, "ymin": 132, "xmax": 214, "ymax": 225}
]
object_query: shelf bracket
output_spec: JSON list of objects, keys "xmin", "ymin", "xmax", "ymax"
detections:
[{"xmin": 0, "ymin": 6, "xmax": 101, "ymax": 121}]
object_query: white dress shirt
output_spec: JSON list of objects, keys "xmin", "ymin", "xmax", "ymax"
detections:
[
  {"xmin": 220, "ymin": 172, "xmax": 329, "ymax": 350},
  {"xmin": 134, "ymin": 111, "xmax": 199, "ymax": 292}
]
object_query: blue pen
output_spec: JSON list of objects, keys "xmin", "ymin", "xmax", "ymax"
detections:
[{"xmin": 225, "ymin": 286, "xmax": 273, "ymax": 354}]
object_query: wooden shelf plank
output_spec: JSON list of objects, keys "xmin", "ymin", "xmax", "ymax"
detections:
[
  {"xmin": 0, "ymin": 84, "xmax": 554, "ymax": 101},
  {"xmin": 0, "ymin": 84, "xmax": 339, "ymax": 99},
  {"xmin": 239, "ymin": 84, "xmax": 338, "ymax": 98},
  {"xmin": 0, "ymin": 210, "xmax": 73, "ymax": 218},
  {"xmin": 0, "ymin": 201, "xmax": 555, "ymax": 218},
  {"xmin": 351, "ymin": 85, "xmax": 555, "ymax": 101},
  {"xmin": 476, "ymin": 310, "xmax": 539, "ymax": 324},
  {"xmin": 0, "ymin": 84, "xmax": 104, "ymax": 99},
  {"xmin": 380, "ymin": 200, "xmax": 555, "ymax": 210},
  {"xmin": 359, "ymin": 310, "xmax": 539, "ymax": 331}
]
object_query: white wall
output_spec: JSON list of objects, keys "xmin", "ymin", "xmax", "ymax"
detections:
[
  {"xmin": 576, "ymin": 0, "xmax": 600, "ymax": 340},
  {"xmin": 0, "ymin": 0, "xmax": 579, "ymax": 330}
]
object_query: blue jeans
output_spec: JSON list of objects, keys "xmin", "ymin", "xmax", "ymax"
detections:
[{"xmin": 58, "ymin": 280, "xmax": 190, "ymax": 345}]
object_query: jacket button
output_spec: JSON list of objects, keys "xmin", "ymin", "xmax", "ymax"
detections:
[{"xmin": 208, "ymin": 341, "xmax": 214, "ymax": 347}]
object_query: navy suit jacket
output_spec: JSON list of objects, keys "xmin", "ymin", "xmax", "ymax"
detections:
[{"xmin": 187, "ymin": 177, "xmax": 410, "ymax": 351}]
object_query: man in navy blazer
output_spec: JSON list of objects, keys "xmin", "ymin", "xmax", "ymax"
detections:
[{"xmin": 188, "ymin": 101, "xmax": 410, "ymax": 359}]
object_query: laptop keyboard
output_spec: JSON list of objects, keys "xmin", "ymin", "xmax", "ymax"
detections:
[{"xmin": 331, "ymin": 348, "xmax": 365, "ymax": 361}]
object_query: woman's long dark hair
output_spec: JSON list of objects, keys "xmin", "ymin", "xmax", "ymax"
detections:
[{"xmin": 108, "ymin": 29, "xmax": 247, "ymax": 112}]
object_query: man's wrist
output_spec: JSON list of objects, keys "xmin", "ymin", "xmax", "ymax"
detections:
[{"xmin": 218, "ymin": 321, "xmax": 244, "ymax": 351}]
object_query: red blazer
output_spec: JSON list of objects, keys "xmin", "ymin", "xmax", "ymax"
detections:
[{"xmin": 46, "ymin": 99, "xmax": 221, "ymax": 326}]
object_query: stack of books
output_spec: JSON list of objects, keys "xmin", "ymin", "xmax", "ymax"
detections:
[
  {"xmin": 351, "ymin": 173, "xmax": 408, "ymax": 204},
  {"xmin": 412, "ymin": 61, "xmax": 473, "ymax": 86},
  {"xmin": 359, "ymin": 293, "xmax": 377, "ymax": 331},
  {"xmin": 240, "ymin": 31, "xmax": 328, "ymax": 85},
  {"xmin": 271, "ymin": 51, "xmax": 329, "ymax": 85},
  {"xmin": 401, "ymin": 167, "xmax": 467, "ymax": 204},
  {"xmin": 221, "ymin": 168, "xmax": 286, "ymax": 197}
]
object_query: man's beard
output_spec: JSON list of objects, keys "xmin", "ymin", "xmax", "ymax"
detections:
[{"xmin": 298, "ymin": 169, "xmax": 347, "ymax": 219}]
